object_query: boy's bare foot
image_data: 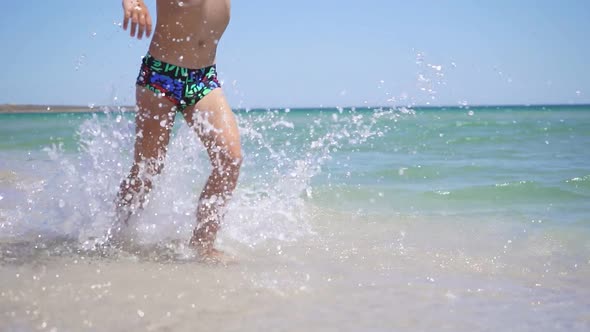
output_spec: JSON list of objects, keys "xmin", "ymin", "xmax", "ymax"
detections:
[
  {"xmin": 189, "ymin": 236, "xmax": 236, "ymax": 265},
  {"xmin": 198, "ymin": 247, "xmax": 236, "ymax": 265}
]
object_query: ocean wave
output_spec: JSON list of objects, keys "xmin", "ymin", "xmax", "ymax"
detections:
[
  {"xmin": 372, "ymin": 164, "xmax": 490, "ymax": 181},
  {"xmin": 565, "ymin": 175, "xmax": 590, "ymax": 185},
  {"xmin": 428, "ymin": 180, "xmax": 588, "ymax": 203}
]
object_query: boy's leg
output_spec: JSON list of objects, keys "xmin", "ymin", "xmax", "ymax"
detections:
[
  {"xmin": 115, "ymin": 87, "xmax": 177, "ymax": 225},
  {"xmin": 181, "ymin": 88, "xmax": 243, "ymax": 256}
]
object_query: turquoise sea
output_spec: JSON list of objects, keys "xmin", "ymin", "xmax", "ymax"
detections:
[{"xmin": 1, "ymin": 105, "xmax": 589, "ymax": 331}]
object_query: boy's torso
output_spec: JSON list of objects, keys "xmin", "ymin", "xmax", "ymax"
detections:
[{"xmin": 149, "ymin": 0, "xmax": 231, "ymax": 69}]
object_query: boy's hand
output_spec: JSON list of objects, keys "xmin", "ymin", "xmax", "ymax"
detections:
[{"xmin": 122, "ymin": 0, "xmax": 153, "ymax": 40}]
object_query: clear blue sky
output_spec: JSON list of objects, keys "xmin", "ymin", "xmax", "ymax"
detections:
[{"xmin": 0, "ymin": 0, "xmax": 589, "ymax": 108}]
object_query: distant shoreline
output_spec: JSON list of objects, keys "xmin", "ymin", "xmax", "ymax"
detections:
[
  {"xmin": 1, "ymin": 103, "xmax": 589, "ymax": 114},
  {"xmin": 0, "ymin": 105, "xmax": 135, "ymax": 114}
]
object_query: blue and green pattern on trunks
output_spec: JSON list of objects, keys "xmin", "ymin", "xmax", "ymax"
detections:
[{"xmin": 136, "ymin": 53, "xmax": 221, "ymax": 111}]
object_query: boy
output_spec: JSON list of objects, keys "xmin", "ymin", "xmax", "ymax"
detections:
[{"xmin": 116, "ymin": 0, "xmax": 241, "ymax": 262}]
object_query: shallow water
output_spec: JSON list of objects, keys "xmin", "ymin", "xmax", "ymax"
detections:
[
  {"xmin": 1, "ymin": 105, "xmax": 589, "ymax": 331},
  {"xmin": 1, "ymin": 213, "xmax": 589, "ymax": 331}
]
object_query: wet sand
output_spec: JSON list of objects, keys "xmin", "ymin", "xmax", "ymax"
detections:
[{"xmin": 2, "ymin": 214, "xmax": 589, "ymax": 332}]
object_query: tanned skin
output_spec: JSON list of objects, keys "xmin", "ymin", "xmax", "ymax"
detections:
[{"xmin": 118, "ymin": 0, "xmax": 241, "ymax": 263}]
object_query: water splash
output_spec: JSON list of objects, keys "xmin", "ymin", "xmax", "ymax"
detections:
[
  {"xmin": 2, "ymin": 106, "xmax": 408, "ymax": 256},
  {"xmin": 415, "ymin": 51, "xmax": 446, "ymax": 104}
]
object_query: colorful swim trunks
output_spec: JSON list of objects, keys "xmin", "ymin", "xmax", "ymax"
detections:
[{"xmin": 136, "ymin": 53, "xmax": 221, "ymax": 111}]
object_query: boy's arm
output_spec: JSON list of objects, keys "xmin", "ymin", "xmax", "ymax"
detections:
[{"xmin": 122, "ymin": 0, "xmax": 153, "ymax": 40}]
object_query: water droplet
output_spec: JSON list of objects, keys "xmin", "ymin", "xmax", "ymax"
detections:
[
  {"xmin": 137, "ymin": 309, "xmax": 145, "ymax": 317},
  {"xmin": 445, "ymin": 291, "xmax": 457, "ymax": 299}
]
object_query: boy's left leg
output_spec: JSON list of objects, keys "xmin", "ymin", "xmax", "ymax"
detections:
[{"xmin": 181, "ymin": 88, "xmax": 243, "ymax": 258}]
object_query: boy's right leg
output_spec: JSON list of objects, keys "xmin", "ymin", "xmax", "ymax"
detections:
[{"xmin": 115, "ymin": 87, "xmax": 177, "ymax": 227}]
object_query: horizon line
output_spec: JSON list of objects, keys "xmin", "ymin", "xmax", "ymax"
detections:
[{"xmin": 1, "ymin": 102, "xmax": 589, "ymax": 113}]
